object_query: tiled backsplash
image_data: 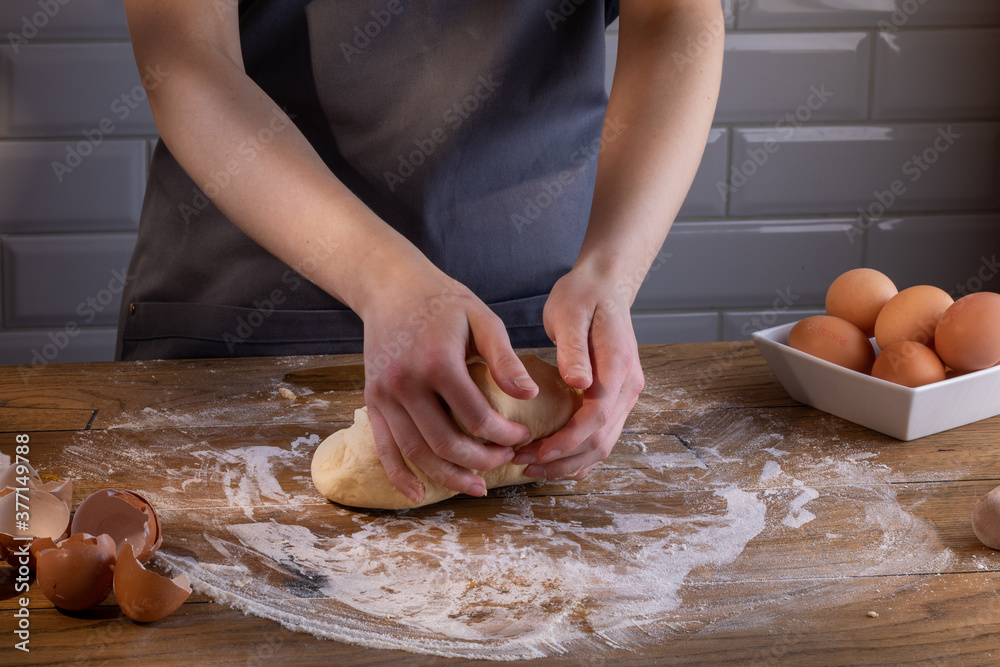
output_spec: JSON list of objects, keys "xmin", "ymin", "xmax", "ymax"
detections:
[{"xmin": 0, "ymin": 0, "xmax": 998, "ymax": 364}]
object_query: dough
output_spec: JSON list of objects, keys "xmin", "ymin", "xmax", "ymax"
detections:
[{"xmin": 311, "ymin": 354, "xmax": 583, "ymax": 509}]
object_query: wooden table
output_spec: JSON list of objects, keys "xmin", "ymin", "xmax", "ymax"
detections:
[{"xmin": 2, "ymin": 343, "xmax": 999, "ymax": 665}]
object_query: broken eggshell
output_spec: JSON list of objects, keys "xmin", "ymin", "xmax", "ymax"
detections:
[
  {"xmin": 0, "ymin": 459, "xmax": 38, "ymax": 489},
  {"xmin": 35, "ymin": 533, "xmax": 117, "ymax": 611},
  {"xmin": 0, "ymin": 461, "xmax": 73, "ymax": 508},
  {"xmin": 0, "ymin": 488, "xmax": 71, "ymax": 568},
  {"xmin": 71, "ymin": 489, "xmax": 162, "ymax": 563},
  {"xmin": 114, "ymin": 544, "xmax": 191, "ymax": 623}
]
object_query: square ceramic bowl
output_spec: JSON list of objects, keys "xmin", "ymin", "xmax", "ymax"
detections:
[{"xmin": 751, "ymin": 321, "xmax": 1000, "ymax": 441}]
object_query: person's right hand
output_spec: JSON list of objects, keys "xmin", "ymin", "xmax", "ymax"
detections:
[{"xmin": 358, "ymin": 268, "xmax": 539, "ymax": 504}]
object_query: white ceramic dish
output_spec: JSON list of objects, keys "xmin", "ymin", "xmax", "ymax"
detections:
[{"xmin": 751, "ymin": 321, "xmax": 1000, "ymax": 441}]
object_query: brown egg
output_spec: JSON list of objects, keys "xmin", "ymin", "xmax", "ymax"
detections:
[
  {"xmin": 972, "ymin": 485, "xmax": 1000, "ymax": 550},
  {"xmin": 826, "ymin": 268, "xmax": 897, "ymax": 337},
  {"xmin": 874, "ymin": 285, "xmax": 954, "ymax": 350},
  {"xmin": 935, "ymin": 291, "xmax": 1000, "ymax": 373},
  {"xmin": 871, "ymin": 341, "xmax": 946, "ymax": 388},
  {"xmin": 35, "ymin": 533, "xmax": 117, "ymax": 611},
  {"xmin": 787, "ymin": 315, "xmax": 876, "ymax": 374},
  {"xmin": 114, "ymin": 544, "xmax": 192, "ymax": 623},
  {"xmin": 71, "ymin": 489, "xmax": 162, "ymax": 563}
]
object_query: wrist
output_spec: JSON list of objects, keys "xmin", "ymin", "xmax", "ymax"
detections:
[{"xmin": 570, "ymin": 249, "xmax": 644, "ymax": 308}]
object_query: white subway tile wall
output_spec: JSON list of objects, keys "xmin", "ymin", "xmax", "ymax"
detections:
[{"xmin": 0, "ymin": 0, "xmax": 998, "ymax": 364}]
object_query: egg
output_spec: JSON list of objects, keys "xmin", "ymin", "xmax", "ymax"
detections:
[
  {"xmin": 826, "ymin": 268, "xmax": 897, "ymax": 337},
  {"xmin": 35, "ymin": 533, "xmax": 117, "ymax": 611},
  {"xmin": 114, "ymin": 544, "xmax": 192, "ymax": 623},
  {"xmin": 972, "ymin": 485, "xmax": 1000, "ymax": 550},
  {"xmin": 71, "ymin": 489, "xmax": 162, "ymax": 563},
  {"xmin": 874, "ymin": 285, "xmax": 953, "ymax": 350},
  {"xmin": 934, "ymin": 292, "xmax": 1000, "ymax": 373},
  {"xmin": 787, "ymin": 315, "xmax": 875, "ymax": 374},
  {"xmin": 871, "ymin": 341, "xmax": 946, "ymax": 387}
]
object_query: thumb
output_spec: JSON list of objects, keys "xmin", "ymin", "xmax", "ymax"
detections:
[
  {"xmin": 545, "ymin": 302, "xmax": 594, "ymax": 390},
  {"xmin": 468, "ymin": 308, "xmax": 538, "ymax": 399}
]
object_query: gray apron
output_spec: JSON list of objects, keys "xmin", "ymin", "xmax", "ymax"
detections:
[{"xmin": 116, "ymin": 0, "xmax": 618, "ymax": 360}]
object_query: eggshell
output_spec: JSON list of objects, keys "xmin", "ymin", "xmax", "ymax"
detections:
[
  {"xmin": 36, "ymin": 533, "xmax": 116, "ymax": 611},
  {"xmin": 0, "ymin": 460, "xmax": 39, "ymax": 490},
  {"xmin": 934, "ymin": 292, "xmax": 1000, "ymax": 373},
  {"xmin": 0, "ymin": 461, "xmax": 74, "ymax": 509},
  {"xmin": 114, "ymin": 544, "xmax": 191, "ymax": 623},
  {"xmin": 874, "ymin": 285, "xmax": 953, "ymax": 350},
  {"xmin": 826, "ymin": 268, "xmax": 897, "ymax": 337},
  {"xmin": 787, "ymin": 315, "xmax": 876, "ymax": 374},
  {"xmin": 972, "ymin": 486, "xmax": 1000, "ymax": 550},
  {"xmin": 0, "ymin": 488, "xmax": 71, "ymax": 568},
  {"xmin": 871, "ymin": 341, "xmax": 946, "ymax": 388},
  {"xmin": 71, "ymin": 489, "xmax": 162, "ymax": 563}
]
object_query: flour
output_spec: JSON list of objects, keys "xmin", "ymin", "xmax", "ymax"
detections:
[
  {"xmin": 760, "ymin": 460, "xmax": 782, "ymax": 482},
  {"xmin": 781, "ymin": 480, "xmax": 819, "ymax": 528},
  {"xmin": 158, "ymin": 485, "xmax": 767, "ymax": 660},
  {"xmin": 53, "ymin": 403, "xmax": 954, "ymax": 661}
]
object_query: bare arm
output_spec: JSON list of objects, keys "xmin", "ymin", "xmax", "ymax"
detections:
[
  {"xmin": 580, "ymin": 0, "xmax": 724, "ymax": 300},
  {"xmin": 124, "ymin": 1, "xmax": 420, "ymax": 310},
  {"xmin": 517, "ymin": 0, "xmax": 725, "ymax": 477},
  {"xmin": 123, "ymin": 1, "xmax": 539, "ymax": 501}
]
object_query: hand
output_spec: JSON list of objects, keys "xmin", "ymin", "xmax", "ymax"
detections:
[
  {"xmin": 360, "ymin": 268, "xmax": 539, "ymax": 504},
  {"xmin": 512, "ymin": 267, "xmax": 645, "ymax": 480}
]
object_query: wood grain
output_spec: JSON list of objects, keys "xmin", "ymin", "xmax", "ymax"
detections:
[{"xmin": 1, "ymin": 342, "xmax": 999, "ymax": 665}]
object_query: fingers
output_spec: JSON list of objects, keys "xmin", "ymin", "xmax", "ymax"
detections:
[
  {"xmin": 530, "ymin": 343, "xmax": 635, "ymax": 462},
  {"xmin": 523, "ymin": 381, "xmax": 634, "ymax": 480},
  {"xmin": 373, "ymin": 397, "xmax": 499, "ymax": 498},
  {"xmin": 367, "ymin": 404, "xmax": 424, "ymax": 504},
  {"xmin": 407, "ymin": 395, "xmax": 517, "ymax": 471},
  {"xmin": 431, "ymin": 346, "xmax": 532, "ymax": 447},
  {"xmin": 468, "ymin": 308, "xmax": 538, "ymax": 399},
  {"xmin": 515, "ymin": 343, "xmax": 644, "ymax": 480}
]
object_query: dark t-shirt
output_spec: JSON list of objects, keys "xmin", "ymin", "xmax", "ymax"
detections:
[{"xmin": 116, "ymin": 0, "xmax": 618, "ymax": 360}]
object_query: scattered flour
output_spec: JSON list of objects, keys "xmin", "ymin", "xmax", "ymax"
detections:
[
  {"xmin": 781, "ymin": 480, "xmax": 820, "ymax": 528},
  {"xmin": 760, "ymin": 460, "xmax": 782, "ymax": 482},
  {"xmin": 157, "ymin": 485, "xmax": 767, "ymax": 660},
  {"xmin": 52, "ymin": 405, "xmax": 954, "ymax": 661}
]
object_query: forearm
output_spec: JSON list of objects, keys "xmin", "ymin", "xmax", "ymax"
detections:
[
  {"xmin": 576, "ymin": 0, "xmax": 724, "ymax": 301},
  {"xmin": 144, "ymin": 51, "xmax": 439, "ymax": 318}
]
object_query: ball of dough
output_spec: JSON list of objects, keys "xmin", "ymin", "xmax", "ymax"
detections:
[
  {"xmin": 972, "ymin": 486, "xmax": 1000, "ymax": 550},
  {"xmin": 311, "ymin": 354, "xmax": 583, "ymax": 509}
]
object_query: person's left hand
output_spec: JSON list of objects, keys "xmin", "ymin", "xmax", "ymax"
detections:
[{"xmin": 512, "ymin": 266, "xmax": 645, "ymax": 479}]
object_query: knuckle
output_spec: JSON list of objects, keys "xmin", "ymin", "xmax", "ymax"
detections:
[
  {"xmin": 595, "ymin": 405, "xmax": 612, "ymax": 430},
  {"xmin": 597, "ymin": 439, "xmax": 615, "ymax": 460},
  {"xmin": 631, "ymin": 368, "xmax": 646, "ymax": 396},
  {"xmin": 363, "ymin": 385, "xmax": 382, "ymax": 404},
  {"xmin": 483, "ymin": 309, "xmax": 506, "ymax": 332},
  {"xmin": 384, "ymin": 466, "xmax": 414, "ymax": 490},
  {"xmin": 459, "ymin": 409, "xmax": 493, "ymax": 441},
  {"xmin": 428, "ymin": 432, "xmax": 460, "ymax": 460},
  {"xmin": 431, "ymin": 468, "xmax": 468, "ymax": 495},
  {"xmin": 379, "ymin": 363, "xmax": 409, "ymax": 394},
  {"xmin": 492, "ymin": 351, "xmax": 523, "ymax": 377},
  {"xmin": 395, "ymin": 438, "xmax": 425, "ymax": 462},
  {"xmin": 612, "ymin": 347, "xmax": 635, "ymax": 373},
  {"xmin": 566, "ymin": 336, "xmax": 590, "ymax": 356}
]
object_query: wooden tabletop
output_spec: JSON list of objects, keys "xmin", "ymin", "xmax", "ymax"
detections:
[{"xmin": 2, "ymin": 342, "xmax": 999, "ymax": 665}]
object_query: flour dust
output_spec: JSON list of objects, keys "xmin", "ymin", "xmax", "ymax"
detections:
[{"xmin": 55, "ymin": 411, "xmax": 952, "ymax": 661}]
